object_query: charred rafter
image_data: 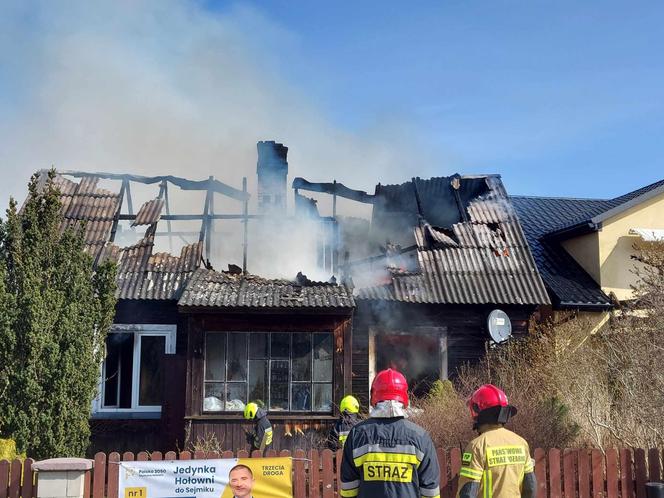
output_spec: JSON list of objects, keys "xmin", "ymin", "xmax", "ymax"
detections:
[{"xmin": 292, "ymin": 177, "xmax": 375, "ymax": 204}]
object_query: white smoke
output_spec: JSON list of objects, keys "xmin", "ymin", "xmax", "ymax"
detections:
[{"xmin": 0, "ymin": 0, "xmax": 446, "ymax": 279}]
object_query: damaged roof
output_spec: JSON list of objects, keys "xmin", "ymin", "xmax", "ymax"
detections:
[
  {"xmin": 132, "ymin": 198, "xmax": 165, "ymax": 226},
  {"xmin": 179, "ymin": 268, "xmax": 355, "ymax": 310},
  {"xmin": 41, "ymin": 171, "xmax": 204, "ymax": 301},
  {"xmin": 52, "ymin": 174, "xmax": 122, "ymax": 262},
  {"xmin": 104, "ymin": 237, "xmax": 203, "ymax": 300},
  {"xmin": 357, "ymin": 175, "xmax": 551, "ymax": 306}
]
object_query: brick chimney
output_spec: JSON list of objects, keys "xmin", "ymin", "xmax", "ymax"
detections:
[{"xmin": 256, "ymin": 140, "xmax": 288, "ymax": 215}]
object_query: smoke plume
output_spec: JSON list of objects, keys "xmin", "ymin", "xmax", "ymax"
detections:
[{"xmin": 0, "ymin": 0, "xmax": 444, "ymax": 279}]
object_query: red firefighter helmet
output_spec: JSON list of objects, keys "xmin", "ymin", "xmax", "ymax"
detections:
[
  {"xmin": 370, "ymin": 368, "xmax": 409, "ymax": 408},
  {"xmin": 468, "ymin": 384, "xmax": 513, "ymax": 421}
]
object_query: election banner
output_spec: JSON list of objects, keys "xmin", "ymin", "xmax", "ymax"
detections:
[{"xmin": 118, "ymin": 457, "xmax": 292, "ymax": 498}]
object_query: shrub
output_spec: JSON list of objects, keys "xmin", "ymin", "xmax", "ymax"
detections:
[
  {"xmin": 0, "ymin": 438, "xmax": 24, "ymax": 461},
  {"xmin": 0, "ymin": 171, "xmax": 117, "ymax": 459}
]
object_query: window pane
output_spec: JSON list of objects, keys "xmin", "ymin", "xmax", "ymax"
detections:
[
  {"xmin": 250, "ymin": 333, "xmax": 268, "ymax": 358},
  {"xmin": 292, "ymin": 334, "xmax": 312, "ymax": 381},
  {"xmin": 118, "ymin": 334, "xmax": 134, "ymax": 408},
  {"xmin": 271, "ymin": 333, "xmax": 290, "ymax": 358},
  {"xmin": 203, "ymin": 383, "xmax": 224, "ymax": 412},
  {"xmin": 249, "ymin": 359, "xmax": 268, "ymax": 405},
  {"xmin": 228, "ymin": 334, "xmax": 248, "ymax": 381},
  {"xmin": 313, "ymin": 383, "xmax": 333, "ymax": 412},
  {"xmin": 103, "ymin": 333, "xmax": 134, "ymax": 409},
  {"xmin": 103, "ymin": 334, "xmax": 122, "ymax": 407},
  {"xmin": 270, "ymin": 360, "xmax": 289, "ymax": 410},
  {"xmin": 139, "ymin": 335, "xmax": 165, "ymax": 406},
  {"xmin": 313, "ymin": 333, "xmax": 333, "ymax": 382},
  {"xmin": 291, "ymin": 384, "xmax": 311, "ymax": 411},
  {"xmin": 205, "ymin": 333, "xmax": 226, "ymax": 381},
  {"xmin": 226, "ymin": 383, "xmax": 247, "ymax": 411}
]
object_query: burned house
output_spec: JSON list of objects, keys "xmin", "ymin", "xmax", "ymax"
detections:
[
  {"xmin": 294, "ymin": 174, "xmax": 550, "ymax": 406},
  {"xmin": 27, "ymin": 141, "xmax": 353, "ymax": 453},
  {"xmin": 24, "ymin": 140, "xmax": 550, "ymax": 453}
]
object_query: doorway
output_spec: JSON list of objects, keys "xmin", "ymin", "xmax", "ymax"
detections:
[{"xmin": 368, "ymin": 327, "xmax": 447, "ymax": 398}]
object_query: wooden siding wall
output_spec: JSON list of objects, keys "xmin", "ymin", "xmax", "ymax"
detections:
[{"xmin": 352, "ymin": 302, "xmax": 535, "ymax": 408}]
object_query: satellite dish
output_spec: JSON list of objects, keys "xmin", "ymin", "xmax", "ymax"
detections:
[{"xmin": 487, "ymin": 309, "xmax": 512, "ymax": 344}]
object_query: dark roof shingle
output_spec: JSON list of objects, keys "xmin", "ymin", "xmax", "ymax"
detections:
[
  {"xmin": 179, "ymin": 268, "xmax": 355, "ymax": 310},
  {"xmin": 511, "ymin": 197, "xmax": 613, "ymax": 308},
  {"xmin": 45, "ymin": 171, "xmax": 203, "ymax": 301}
]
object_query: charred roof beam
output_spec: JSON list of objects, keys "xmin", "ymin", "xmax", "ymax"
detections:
[
  {"xmin": 60, "ymin": 170, "xmax": 250, "ymax": 202},
  {"xmin": 292, "ymin": 177, "xmax": 375, "ymax": 204}
]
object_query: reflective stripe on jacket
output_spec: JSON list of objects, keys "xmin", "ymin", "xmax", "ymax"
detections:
[
  {"xmin": 252, "ymin": 409, "xmax": 273, "ymax": 451},
  {"xmin": 330, "ymin": 413, "xmax": 361, "ymax": 451},
  {"xmin": 457, "ymin": 425, "xmax": 535, "ymax": 498},
  {"xmin": 340, "ymin": 416, "xmax": 440, "ymax": 498}
]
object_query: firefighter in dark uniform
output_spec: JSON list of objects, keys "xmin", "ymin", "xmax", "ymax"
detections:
[
  {"xmin": 457, "ymin": 385, "xmax": 536, "ymax": 498},
  {"xmin": 340, "ymin": 368, "xmax": 440, "ymax": 498},
  {"xmin": 329, "ymin": 395, "xmax": 361, "ymax": 450},
  {"xmin": 243, "ymin": 402, "xmax": 273, "ymax": 452}
]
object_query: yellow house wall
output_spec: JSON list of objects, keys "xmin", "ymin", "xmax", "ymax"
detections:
[
  {"xmin": 598, "ymin": 192, "xmax": 664, "ymax": 300},
  {"xmin": 561, "ymin": 232, "xmax": 601, "ymax": 284}
]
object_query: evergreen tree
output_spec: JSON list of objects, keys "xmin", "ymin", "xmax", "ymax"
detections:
[{"xmin": 0, "ymin": 170, "xmax": 117, "ymax": 459}]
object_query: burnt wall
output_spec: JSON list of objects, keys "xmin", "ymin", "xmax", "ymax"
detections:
[{"xmin": 351, "ymin": 301, "xmax": 535, "ymax": 408}]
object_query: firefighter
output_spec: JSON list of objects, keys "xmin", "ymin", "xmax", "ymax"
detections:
[
  {"xmin": 243, "ymin": 402, "xmax": 273, "ymax": 452},
  {"xmin": 457, "ymin": 384, "xmax": 536, "ymax": 498},
  {"xmin": 340, "ymin": 368, "xmax": 440, "ymax": 498},
  {"xmin": 329, "ymin": 395, "xmax": 361, "ymax": 450}
]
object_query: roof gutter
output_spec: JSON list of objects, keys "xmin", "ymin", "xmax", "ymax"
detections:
[
  {"xmin": 556, "ymin": 301, "xmax": 614, "ymax": 312},
  {"xmin": 544, "ymin": 220, "xmax": 601, "ymax": 241}
]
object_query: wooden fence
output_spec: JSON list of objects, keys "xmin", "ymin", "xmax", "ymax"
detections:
[{"xmin": 1, "ymin": 448, "xmax": 663, "ymax": 498}]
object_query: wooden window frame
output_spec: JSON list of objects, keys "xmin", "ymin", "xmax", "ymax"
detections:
[
  {"xmin": 93, "ymin": 324, "xmax": 176, "ymax": 415},
  {"xmin": 202, "ymin": 330, "xmax": 334, "ymax": 415}
]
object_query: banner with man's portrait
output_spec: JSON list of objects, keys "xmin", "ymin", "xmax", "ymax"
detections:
[{"xmin": 118, "ymin": 457, "xmax": 292, "ymax": 498}]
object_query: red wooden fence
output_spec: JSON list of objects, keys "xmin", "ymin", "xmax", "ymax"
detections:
[{"xmin": 1, "ymin": 448, "xmax": 663, "ymax": 498}]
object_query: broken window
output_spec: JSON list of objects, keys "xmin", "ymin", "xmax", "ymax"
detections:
[
  {"xmin": 97, "ymin": 325, "xmax": 176, "ymax": 413},
  {"xmin": 203, "ymin": 331, "xmax": 334, "ymax": 413}
]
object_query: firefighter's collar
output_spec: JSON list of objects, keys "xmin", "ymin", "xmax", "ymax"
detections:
[{"xmin": 370, "ymin": 400, "xmax": 408, "ymax": 418}]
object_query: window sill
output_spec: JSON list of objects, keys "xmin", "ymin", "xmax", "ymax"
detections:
[
  {"xmin": 185, "ymin": 414, "xmax": 336, "ymax": 421},
  {"xmin": 91, "ymin": 411, "xmax": 161, "ymax": 420}
]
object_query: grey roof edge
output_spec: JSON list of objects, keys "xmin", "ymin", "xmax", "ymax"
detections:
[
  {"xmin": 380, "ymin": 173, "xmax": 501, "ymax": 188},
  {"xmin": 543, "ymin": 180, "xmax": 664, "ymax": 240},
  {"xmin": 177, "ymin": 303, "xmax": 355, "ymax": 313},
  {"xmin": 511, "ymin": 194, "xmax": 610, "ymax": 202},
  {"xmin": 590, "ymin": 182, "xmax": 664, "ymax": 225}
]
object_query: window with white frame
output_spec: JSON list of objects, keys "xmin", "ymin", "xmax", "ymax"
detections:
[
  {"xmin": 203, "ymin": 332, "xmax": 334, "ymax": 413},
  {"xmin": 95, "ymin": 324, "xmax": 176, "ymax": 413}
]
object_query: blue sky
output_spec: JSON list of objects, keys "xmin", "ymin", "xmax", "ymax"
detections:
[
  {"xmin": 0, "ymin": 0, "xmax": 662, "ymax": 209},
  {"xmin": 207, "ymin": 0, "xmax": 664, "ymax": 197}
]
